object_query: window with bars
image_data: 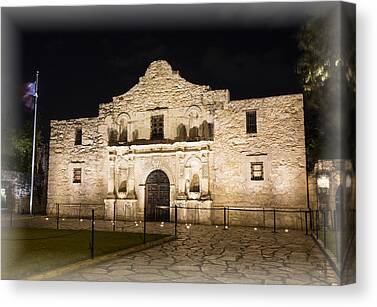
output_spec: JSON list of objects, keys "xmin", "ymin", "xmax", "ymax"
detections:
[
  {"xmin": 75, "ymin": 127, "xmax": 82, "ymax": 145},
  {"xmin": 73, "ymin": 168, "xmax": 82, "ymax": 183},
  {"xmin": 246, "ymin": 110, "xmax": 257, "ymax": 134},
  {"xmin": 251, "ymin": 162, "xmax": 264, "ymax": 181},
  {"xmin": 151, "ymin": 115, "xmax": 164, "ymax": 140}
]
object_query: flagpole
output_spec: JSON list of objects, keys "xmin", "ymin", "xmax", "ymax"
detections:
[{"xmin": 29, "ymin": 71, "xmax": 39, "ymax": 215}]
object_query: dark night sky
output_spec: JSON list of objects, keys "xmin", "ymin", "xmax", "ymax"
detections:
[
  {"xmin": 2, "ymin": 3, "xmax": 339, "ymax": 133},
  {"xmin": 21, "ymin": 28, "xmax": 300, "ymax": 119}
]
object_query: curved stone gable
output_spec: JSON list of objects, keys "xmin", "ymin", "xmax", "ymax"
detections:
[{"xmin": 100, "ymin": 60, "xmax": 227, "ymax": 113}]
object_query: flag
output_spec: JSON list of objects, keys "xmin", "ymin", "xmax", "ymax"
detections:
[{"xmin": 23, "ymin": 82, "xmax": 36, "ymax": 110}]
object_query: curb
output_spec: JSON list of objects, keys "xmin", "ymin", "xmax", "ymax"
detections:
[{"xmin": 26, "ymin": 235, "xmax": 176, "ymax": 281}]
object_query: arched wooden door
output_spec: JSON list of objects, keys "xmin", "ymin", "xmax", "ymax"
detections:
[{"xmin": 145, "ymin": 170, "xmax": 170, "ymax": 222}]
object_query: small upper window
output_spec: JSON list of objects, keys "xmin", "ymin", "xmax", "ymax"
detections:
[
  {"xmin": 75, "ymin": 127, "xmax": 82, "ymax": 145},
  {"xmin": 73, "ymin": 168, "xmax": 82, "ymax": 183},
  {"xmin": 151, "ymin": 115, "xmax": 164, "ymax": 140},
  {"xmin": 246, "ymin": 110, "xmax": 257, "ymax": 134},
  {"xmin": 251, "ymin": 162, "xmax": 264, "ymax": 181}
]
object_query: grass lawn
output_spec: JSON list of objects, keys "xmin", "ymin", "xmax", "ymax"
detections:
[{"xmin": 1, "ymin": 227, "xmax": 167, "ymax": 280}]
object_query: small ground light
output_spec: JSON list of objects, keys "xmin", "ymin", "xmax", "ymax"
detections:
[
  {"xmin": 160, "ymin": 222, "xmax": 165, "ymax": 227},
  {"xmin": 79, "ymin": 218, "xmax": 83, "ymax": 222},
  {"xmin": 254, "ymin": 227, "xmax": 258, "ymax": 231},
  {"xmin": 284, "ymin": 229, "xmax": 289, "ymax": 232},
  {"xmin": 62, "ymin": 218, "xmax": 65, "ymax": 221},
  {"xmin": 225, "ymin": 225, "xmax": 229, "ymax": 229},
  {"xmin": 45, "ymin": 217, "xmax": 49, "ymax": 221},
  {"xmin": 215, "ymin": 225, "xmax": 218, "ymax": 228}
]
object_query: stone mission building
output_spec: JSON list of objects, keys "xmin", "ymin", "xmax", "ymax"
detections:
[{"xmin": 47, "ymin": 60, "xmax": 307, "ymax": 226}]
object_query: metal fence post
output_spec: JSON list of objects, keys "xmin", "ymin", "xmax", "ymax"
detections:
[
  {"xmin": 91, "ymin": 209, "xmax": 95, "ymax": 259},
  {"xmin": 174, "ymin": 205, "xmax": 178, "ymax": 237},
  {"xmin": 273, "ymin": 208, "xmax": 276, "ymax": 233},
  {"xmin": 305, "ymin": 211, "xmax": 308, "ymax": 235},
  {"xmin": 113, "ymin": 202, "xmax": 116, "ymax": 232},
  {"xmin": 263, "ymin": 207, "xmax": 265, "ymax": 228},
  {"xmin": 226, "ymin": 207, "xmax": 230, "ymax": 229},
  {"xmin": 143, "ymin": 205, "xmax": 147, "ymax": 244},
  {"xmin": 124, "ymin": 203, "xmax": 127, "ymax": 228},
  {"xmin": 10, "ymin": 200, "xmax": 14, "ymax": 228},
  {"xmin": 300, "ymin": 209, "xmax": 303, "ymax": 231},
  {"xmin": 56, "ymin": 203, "xmax": 60, "ymax": 230},
  {"xmin": 309, "ymin": 208, "xmax": 313, "ymax": 234},
  {"xmin": 316, "ymin": 209, "xmax": 319, "ymax": 239},
  {"xmin": 323, "ymin": 210, "xmax": 327, "ymax": 248},
  {"xmin": 223, "ymin": 207, "xmax": 227, "ymax": 230}
]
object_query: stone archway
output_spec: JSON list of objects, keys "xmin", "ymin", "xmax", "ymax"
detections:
[{"xmin": 145, "ymin": 170, "xmax": 170, "ymax": 222}]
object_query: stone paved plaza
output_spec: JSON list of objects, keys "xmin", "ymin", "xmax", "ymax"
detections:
[
  {"xmin": 48, "ymin": 223, "xmax": 338, "ymax": 285},
  {"xmin": 2, "ymin": 215, "xmax": 338, "ymax": 285}
]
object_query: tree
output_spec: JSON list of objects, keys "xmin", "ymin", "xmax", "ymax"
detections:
[
  {"xmin": 3, "ymin": 120, "xmax": 42, "ymax": 173},
  {"xmin": 297, "ymin": 8, "xmax": 355, "ymax": 170}
]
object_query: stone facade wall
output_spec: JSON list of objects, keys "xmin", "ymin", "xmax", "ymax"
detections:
[
  {"xmin": 48, "ymin": 117, "xmax": 107, "ymax": 212},
  {"xmin": 47, "ymin": 60, "xmax": 308, "ymax": 227},
  {"xmin": 211, "ymin": 95, "xmax": 307, "ymax": 209}
]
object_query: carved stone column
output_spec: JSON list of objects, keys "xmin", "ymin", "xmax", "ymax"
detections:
[
  {"xmin": 200, "ymin": 151, "xmax": 210, "ymax": 200},
  {"xmin": 107, "ymin": 154, "xmax": 116, "ymax": 198},
  {"xmin": 177, "ymin": 151, "xmax": 187, "ymax": 200},
  {"xmin": 126, "ymin": 154, "xmax": 137, "ymax": 199},
  {"xmin": 127, "ymin": 121, "xmax": 132, "ymax": 142}
]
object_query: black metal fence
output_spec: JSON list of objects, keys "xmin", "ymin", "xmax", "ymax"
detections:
[
  {"xmin": 155, "ymin": 205, "xmax": 315, "ymax": 233},
  {"xmin": 7, "ymin": 203, "xmax": 352, "ymax": 240},
  {"xmin": 311, "ymin": 208, "xmax": 356, "ymax": 260}
]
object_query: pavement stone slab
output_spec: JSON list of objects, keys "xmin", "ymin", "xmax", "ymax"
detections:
[{"xmin": 11, "ymin": 218, "xmax": 338, "ymax": 285}]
